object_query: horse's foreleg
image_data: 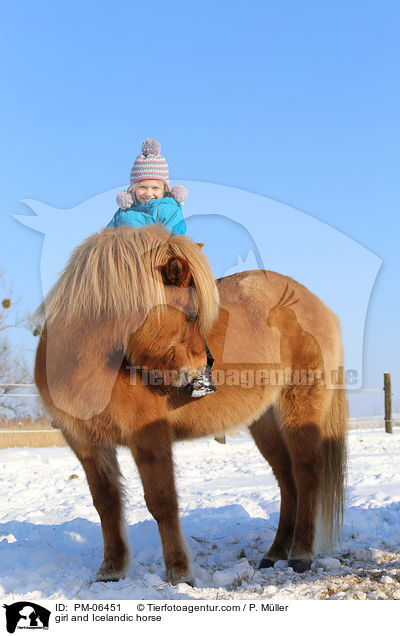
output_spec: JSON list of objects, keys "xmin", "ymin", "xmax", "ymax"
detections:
[
  {"xmin": 250, "ymin": 408, "xmax": 297, "ymax": 566},
  {"xmin": 64, "ymin": 434, "xmax": 129, "ymax": 581},
  {"xmin": 130, "ymin": 422, "xmax": 192, "ymax": 586}
]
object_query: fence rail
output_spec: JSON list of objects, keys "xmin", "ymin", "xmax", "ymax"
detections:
[
  {"xmin": 0, "ymin": 383, "xmax": 38, "ymax": 397},
  {"xmin": 0, "ymin": 375, "xmax": 398, "ymax": 434}
]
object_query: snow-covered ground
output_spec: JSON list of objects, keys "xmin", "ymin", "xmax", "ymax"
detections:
[{"xmin": 1, "ymin": 426, "xmax": 400, "ymax": 601}]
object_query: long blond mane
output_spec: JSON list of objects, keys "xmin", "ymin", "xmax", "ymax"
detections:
[{"xmin": 36, "ymin": 224, "xmax": 219, "ymax": 333}]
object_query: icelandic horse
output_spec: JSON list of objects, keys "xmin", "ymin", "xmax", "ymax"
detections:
[{"xmin": 34, "ymin": 224, "xmax": 347, "ymax": 584}]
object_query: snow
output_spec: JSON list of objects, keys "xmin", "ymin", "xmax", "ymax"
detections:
[{"xmin": 1, "ymin": 427, "xmax": 400, "ymax": 601}]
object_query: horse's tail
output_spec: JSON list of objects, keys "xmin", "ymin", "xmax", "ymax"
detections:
[{"xmin": 319, "ymin": 383, "xmax": 348, "ymax": 550}]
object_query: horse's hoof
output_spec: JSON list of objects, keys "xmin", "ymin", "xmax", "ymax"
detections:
[
  {"xmin": 95, "ymin": 560, "xmax": 127, "ymax": 583},
  {"xmin": 288, "ymin": 558, "xmax": 312, "ymax": 573},
  {"xmin": 166, "ymin": 566, "xmax": 194, "ymax": 586},
  {"xmin": 258, "ymin": 557, "xmax": 276, "ymax": 569},
  {"xmin": 95, "ymin": 574, "xmax": 122, "ymax": 582}
]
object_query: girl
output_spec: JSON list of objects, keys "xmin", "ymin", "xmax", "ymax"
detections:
[{"xmin": 108, "ymin": 138, "xmax": 216, "ymax": 398}]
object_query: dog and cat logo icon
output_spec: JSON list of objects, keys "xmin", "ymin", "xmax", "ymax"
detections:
[{"xmin": 2, "ymin": 602, "xmax": 51, "ymax": 633}]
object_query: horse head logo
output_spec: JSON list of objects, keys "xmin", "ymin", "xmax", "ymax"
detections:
[{"xmin": 14, "ymin": 181, "xmax": 382, "ymax": 389}]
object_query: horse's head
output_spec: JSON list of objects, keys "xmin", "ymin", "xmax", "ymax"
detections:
[
  {"xmin": 127, "ymin": 252, "xmax": 212, "ymax": 387},
  {"xmin": 36, "ymin": 225, "xmax": 219, "ymax": 392}
]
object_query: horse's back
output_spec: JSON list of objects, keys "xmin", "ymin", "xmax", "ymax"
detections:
[{"xmin": 215, "ymin": 270, "xmax": 343, "ymax": 377}]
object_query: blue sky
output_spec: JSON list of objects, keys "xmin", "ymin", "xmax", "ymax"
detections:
[{"xmin": 1, "ymin": 0, "xmax": 399, "ymax": 416}]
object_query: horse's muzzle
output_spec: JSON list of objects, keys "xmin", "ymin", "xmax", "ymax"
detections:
[{"xmin": 172, "ymin": 366, "xmax": 205, "ymax": 387}]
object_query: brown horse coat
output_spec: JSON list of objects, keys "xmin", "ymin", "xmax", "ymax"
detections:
[{"xmin": 35, "ymin": 225, "xmax": 347, "ymax": 583}]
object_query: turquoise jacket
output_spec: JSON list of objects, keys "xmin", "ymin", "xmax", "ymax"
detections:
[{"xmin": 107, "ymin": 196, "xmax": 187, "ymax": 235}]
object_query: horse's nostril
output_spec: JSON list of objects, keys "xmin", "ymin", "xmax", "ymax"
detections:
[
  {"xmin": 175, "ymin": 369, "xmax": 189, "ymax": 386},
  {"xmin": 181, "ymin": 370, "xmax": 189, "ymax": 385},
  {"xmin": 177, "ymin": 367, "xmax": 199, "ymax": 386}
]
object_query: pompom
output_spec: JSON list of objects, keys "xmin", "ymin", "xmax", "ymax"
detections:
[
  {"xmin": 171, "ymin": 184, "xmax": 188, "ymax": 203},
  {"xmin": 141, "ymin": 138, "xmax": 161, "ymax": 157},
  {"xmin": 116, "ymin": 190, "xmax": 134, "ymax": 210}
]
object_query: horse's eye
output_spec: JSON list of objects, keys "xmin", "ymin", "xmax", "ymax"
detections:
[{"xmin": 187, "ymin": 312, "xmax": 197, "ymax": 320}]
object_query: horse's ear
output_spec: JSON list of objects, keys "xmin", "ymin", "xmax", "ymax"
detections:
[
  {"xmin": 197, "ymin": 243, "xmax": 205, "ymax": 249},
  {"xmin": 161, "ymin": 255, "xmax": 193, "ymax": 288}
]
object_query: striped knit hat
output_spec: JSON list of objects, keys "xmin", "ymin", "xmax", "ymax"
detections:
[
  {"xmin": 130, "ymin": 138, "xmax": 169, "ymax": 189},
  {"xmin": 116, "ymin": 138, "xmax": 188, "ymax": 210}
]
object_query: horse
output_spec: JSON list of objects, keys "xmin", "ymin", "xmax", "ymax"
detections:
[{"xmin": 34, "ymin": 224, "xmax": 347, "ymax": 584}]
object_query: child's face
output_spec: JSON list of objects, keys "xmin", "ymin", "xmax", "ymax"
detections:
[{"xmin": 135, "ymin": 180, "xmax": 165, "ymax": 203}]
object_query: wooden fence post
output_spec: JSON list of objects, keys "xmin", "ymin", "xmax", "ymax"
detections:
[{"xmin": 384, "ymin": 373, "xmax": 392, "ymax": 434}]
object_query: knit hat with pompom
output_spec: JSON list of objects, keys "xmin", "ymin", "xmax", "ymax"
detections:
[
  {"xmin": 130, "ymin": 138, "xmax": 169, "ymax": 188},
  {"xmin": 116, "ymin": 138, "xmax": 188, "ymax": 210}
]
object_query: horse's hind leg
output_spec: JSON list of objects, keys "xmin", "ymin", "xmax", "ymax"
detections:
[
  {"xmin": 279, "ymin": 386, "xmax": 325, "ymax": 573},
  {"xmin": 129, "ymin": 421, "xmax": 192, "ymax": 586},
  {"xmin": 64, "ymin": 433, "xmax": 129, "ymax": 581},
  {"xmin": 250, "ymin": 407, "xmax": 297, "ymax": 567}
]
